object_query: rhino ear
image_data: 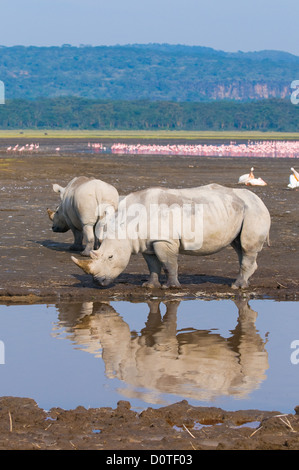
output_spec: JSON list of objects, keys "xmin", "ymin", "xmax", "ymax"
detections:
[
  {"xmin": 47, "ymin": 208, "xmax": 55, "ymax": 221},
  {"xmin": 71, "ymin": 256, "xmax": 94, "ymax": 274},
  {"xmin": 90, "ymin": 250, "xmax": 100, "ymax": 259},
  {"xmin": 53, "ymin": 184, "xmax": 65, "ymax": 197}
]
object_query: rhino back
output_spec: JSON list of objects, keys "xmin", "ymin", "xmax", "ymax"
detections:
[
  {"xmin": 115, "ymin": 186, "xmax": 246, "ymax": 254},
  {"xmin": 64, "ymin": 178, "xmax": 119, "ymax": 226}
]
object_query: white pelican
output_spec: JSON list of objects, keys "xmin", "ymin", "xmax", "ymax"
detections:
[
  {"xmin": 238, "ymin": 167, "xmax": 254, "ymax": 184},
  {"xmin": 246, "ymin": 177, "xmax": 267, "ymax": 186},
  {"xmin": 288, "ymin": 167, "xmax": 299, "ymax": 189}
]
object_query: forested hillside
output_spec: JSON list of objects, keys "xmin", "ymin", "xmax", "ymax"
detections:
[
  {"xmin": 0, "ymin": 44, "xmax": 298, "ymax": 101},
  {"xmin": 1, "ymin": 44, "xmax": 299, "ymax": 131}
]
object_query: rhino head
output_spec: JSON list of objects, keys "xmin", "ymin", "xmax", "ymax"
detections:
[
  {"xmin": 72, "ymin": 238, "xmax": 131, "ymax": 286},
  {"xmin": 47, "ymin": 206, "xmax": 69, "ymax": 233}
]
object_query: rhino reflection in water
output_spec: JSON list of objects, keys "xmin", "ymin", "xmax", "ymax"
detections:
[{"xmin": 53, "ymin": 300, "xmax": 269, "ymax": 403}]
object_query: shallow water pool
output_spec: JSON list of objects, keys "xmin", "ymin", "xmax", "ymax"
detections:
[{"xmin": 0, "ymin": 298, "xmax": 298, "ymax": 413}]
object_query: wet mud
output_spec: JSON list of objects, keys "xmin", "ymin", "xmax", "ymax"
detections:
[
  {"xmin": 1, "ymin": 396, "xmax": 299, "ymax": 450},
  {"xmin": 0, "ymin": 140, "xmax": 298, "ymax": 450}
]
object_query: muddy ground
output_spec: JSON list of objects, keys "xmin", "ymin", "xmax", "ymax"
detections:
[{"xmin": 0, "ymin": 139, "xmax": 298, "ymax": 450}]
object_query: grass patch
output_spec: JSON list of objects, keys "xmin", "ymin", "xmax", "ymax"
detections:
[{"xmin": 1, "ymin": 129, "xmax": 299, "ymax": 140}]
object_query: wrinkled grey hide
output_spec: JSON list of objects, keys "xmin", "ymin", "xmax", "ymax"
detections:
[
  {"xmin": 72, "ymin": 184, "xmax": 271, "ymax": 288},
  {"xmin": 48, "ymin": 176, "xmax": 119, "ymax": 256}
]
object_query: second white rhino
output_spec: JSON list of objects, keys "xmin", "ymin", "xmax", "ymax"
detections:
[
  {"xmin": 48, "ymin": 176, "xmax": 119, "ymax": 256},
  {"xmin": 72, "ymin": 183, "xmax": 271, "ymax": 289}
]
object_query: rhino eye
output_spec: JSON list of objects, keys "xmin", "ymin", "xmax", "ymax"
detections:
[{"xmin": 108, "ymin": 255, "xmax": 113, "ymax": 260}]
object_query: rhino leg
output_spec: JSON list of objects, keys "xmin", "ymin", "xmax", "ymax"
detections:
[
  {"xmin": 153, "ymin": 241, "xmax": 181, "ymax": 288},
  {"xmin": 142, "ymin": 253, "xmax": 162, "ymax": 288},
  {"xmin": 81, "ymin": 225, "xmax": 95, "ymax": 257},
  {"xmin": 145, "ymin": 300, "xmax": 179, "ymax": 340},
  {"xmin": 69, "ymin": 228, "xmax": 84, "ymax": 252},
  {"xmin": 231, "ymin": 238, "xmax": 258, "ymax": 289}
]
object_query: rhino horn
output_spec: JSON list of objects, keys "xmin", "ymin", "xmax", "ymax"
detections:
[
  {"xmin": 47, "ymin": 208, "xmax": 55, "ymax": 220},
  {"xmin": 71, "ymin": 256, "xmax": 94, "ymax": 274}
]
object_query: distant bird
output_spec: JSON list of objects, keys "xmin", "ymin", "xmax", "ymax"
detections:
[
  {"xmin": 291, "ymin": 167, "xmax": 299, "ymax": 179},
  {"xmin": 238, "ymin": 167, "xmax": 267, "ymax": 186},
  {"xmin": 238, "ymin": 167, "xmax": 255, "ymax": 184},
  {"xmin": 246, "ymin": 177, "xmax": 267, "ymax": 186},
  {"xmin": 288, "ymin": 167, "xmax": 299, "ymax": 189}
]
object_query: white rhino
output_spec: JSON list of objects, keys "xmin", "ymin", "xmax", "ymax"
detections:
[
  {"xmin": 72, "ymin": 184, "xmax": 271, "ymax": 288},
  {"xmin": 48, "ymin": 176, "xmax": 119, "ymax": 256}
]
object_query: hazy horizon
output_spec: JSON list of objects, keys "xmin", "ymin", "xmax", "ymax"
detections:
[
  {"xmin": 0, "ymin": 0, "xmax": 298, "ymax": 56},
  {"xmin": 0, "ymin": 42, "xmax": 298, "ymax": 58}
]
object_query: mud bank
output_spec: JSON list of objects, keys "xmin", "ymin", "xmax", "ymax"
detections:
[
  {"xmin": 1, "ymin": 397, "xmax": 299, "ymax": 450},
  {"xmin": 0, "ymin": 142, "xmax": 298, "ymax": 450},
  {"xmin": 0, "ymin": 145, "xmax": 298, "ymax": 303}
]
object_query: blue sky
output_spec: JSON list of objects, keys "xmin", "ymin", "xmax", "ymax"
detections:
[{"xmin": 0, "ymin": 0, "xmax": 298, "ymax": 55}]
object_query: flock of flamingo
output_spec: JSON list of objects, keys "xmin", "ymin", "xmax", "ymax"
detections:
[
  {"xmin": 3, "ymin": 140, "xmax": 299, "ymax": 189},
  {"xmin": 6, "ymin": 143, "xmax": 62, "ymax": 153},
  {"xmin": 89, "ymin": 140, "xmax": 299, "ymax": 189},
  {"xmin": 6, "ymin": 143, "xmax": 40, "ymax": 153},
  {"xmin": 106, "ymin": 140, "xmax": 299, "ymax": 158}
]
